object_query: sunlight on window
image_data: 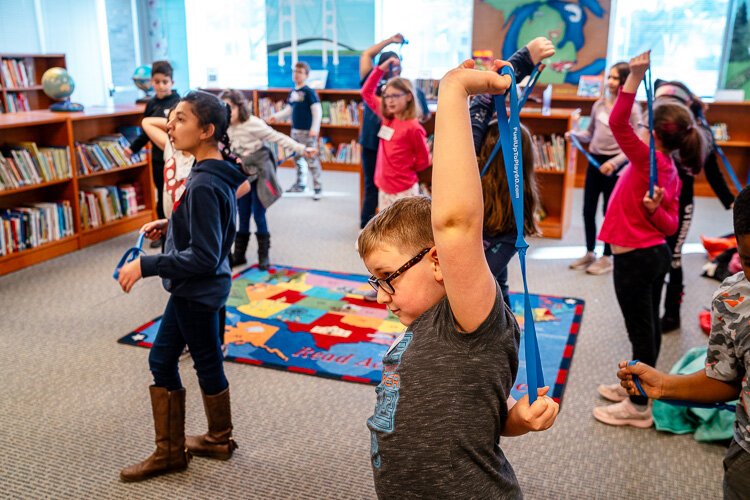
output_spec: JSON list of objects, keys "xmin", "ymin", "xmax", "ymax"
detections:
[
  {"xmin": 185, "ymin": 0, "xmax": 268, "ymax": 89},
  {"xmin": 608, "ymin": 0, "xmax": 731, "ymax": 97},
  {"xmin": 374, "ymin": 0, "xmax": 473, "ymax": 80}
]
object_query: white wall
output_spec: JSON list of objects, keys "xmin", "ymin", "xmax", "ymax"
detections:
[{"xmin": 0, "ymin": 0, "xmax": 41, "ymax": 53}]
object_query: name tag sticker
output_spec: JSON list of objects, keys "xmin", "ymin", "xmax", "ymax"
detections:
[{"xmin": 377, "ymin": 125, "xmax": 395, "ymax": 141}]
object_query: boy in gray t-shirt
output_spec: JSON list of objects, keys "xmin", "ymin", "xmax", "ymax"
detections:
[
  {"xmin": 357, "ymin": 59, "xmax": 559, "ymax": 499},
  {"xmin": 619, "ymin": 185, "xmax": 750, "ymax": 500}
]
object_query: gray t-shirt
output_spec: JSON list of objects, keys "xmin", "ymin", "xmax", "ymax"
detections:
[
  {"xmin": 706, "ymin": 271, "xmax": 750, "ymax": 453},
  {"xmin": 367, "ymin": 286, "xmax": 522, "ymax": 499}
]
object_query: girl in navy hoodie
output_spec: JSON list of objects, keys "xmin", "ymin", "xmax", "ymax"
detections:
[{"xmin": 117, "ymin": 91, "xmax": 247, "ymax": 482}]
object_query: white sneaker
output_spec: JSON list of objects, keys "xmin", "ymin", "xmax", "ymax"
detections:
[
  {"xmin": 592, "ymin": 399, "xmax": 653, "ymax": 428},
  {"xmin": 569, "ymin": 252, "xmax": 596, "ymax": 270},
  {"xmin": 586, "ymin": 256, "xmax": 613, "ymax": 275},
  {"xmin": 597, "ymin": 382, "xmax": 629, "ymax": 402}
]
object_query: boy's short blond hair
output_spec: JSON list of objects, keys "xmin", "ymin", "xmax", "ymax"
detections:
[{"xmin": 357, "ymin": 196, "xmax": 434, "ymax": 259}]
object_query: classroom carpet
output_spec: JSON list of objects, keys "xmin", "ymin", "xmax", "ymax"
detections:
[{"xmin": 119, "ymin": 264, "xmax": 585, "ymax": 404}]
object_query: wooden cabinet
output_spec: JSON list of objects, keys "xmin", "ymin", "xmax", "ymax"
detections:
[
  {"xmin": 0, "ymin": 106, "xmax": 155, "ymax": 276},
  {"xmin": 0, "ymin": 54, "xmax": 67, "ymax": 112}
]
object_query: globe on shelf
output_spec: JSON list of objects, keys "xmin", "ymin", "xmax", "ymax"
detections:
[
  {"xmin": 42, "ymin": 67, "xmax": 84, "ymax": 112},
  {"xmin": 132, "ymin": 65, "xmax": 153, "ymax": 103}
]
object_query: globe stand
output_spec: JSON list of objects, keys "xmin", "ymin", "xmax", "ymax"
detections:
[
  {"xmin": 135, "ymin": 91, "xmax": 153, "ymax": 104},
  {"xmin": 49, "ymin": 98, "xmax": 84, "ymax": 112}
]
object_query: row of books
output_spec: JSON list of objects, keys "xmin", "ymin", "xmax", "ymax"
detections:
[
  {"xmin": 0, "ymin": 58, "xmax": 35, "ymax": 88},
  {"xmin": 269, "ymin": 138, "xmax": 362, "ymax": 165},
  {"xmin": 532, "ymin": 134, "xmax": 567, "ymax": 172},
  {"xmin": 0, "ymin": 201, "xmax": 74, "ymax": 256},
  {"xmin": 5, "ymin": 92, "xmax": 31, "ymax": 112},
  {"xmin": 258, "ymin": 98, "xmax": 361, "ymax": 126},
  {"xmin": 76, "ymin": 134, "xmax": 144, "ymax": 175},
  {"xmin": 320, "ymin": 100, "xmax": 360, "ymax": 126},
  {"xmin": 415, "ymin": 79, "xmax": 440, "ymax": 101},
  {"xmin": 0, "ymin": 143, "xmax": 72, "ymax": 190},
  {"xmin": 79, "ymin": 183, "xmax": 144, "ymax": 230}
]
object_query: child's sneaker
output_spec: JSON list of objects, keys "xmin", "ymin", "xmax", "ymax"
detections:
[
  {"xmin": 569, "ymin": 252, "xmax": 596, "ymax": 270},
  {"xmin": 586, "ymin": 255, "xmax": 613, "ymax": 275},
  {"xmin": 597, "ymin": 382, "xmax": 629, "ymax": 402},
  {"xmin": 592, "ymin": 399, "xmax": 653, "ymax": 428},
  {"xmin": 313, "ymin": 188, "xmax": 322, "ymax": 201},
  {"xmin": 286, "ymin": 184, "xmax": 306, "ymax": 193}
]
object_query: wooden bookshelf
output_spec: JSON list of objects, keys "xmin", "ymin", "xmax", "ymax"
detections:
[
  {"xmin": 0, "ymin": 105, "xmax": 155, "ymax": 276},
  {"xmin": 0, "ymin": 54, "xmax": 67, "ymax": 112},
  {"xmin": 520, "ymin": 108, "xmax": 579, "ymax": 239},
  {"xmin": 546, "ymin": 93, "xmax": 750, "ymax": 197}
]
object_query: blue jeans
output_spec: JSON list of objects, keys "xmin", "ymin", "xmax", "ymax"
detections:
[
  {"xmin": 483, "ymin": 232, "xmax": 518, "ymax": 307},
  {"xmin": 360, "ymin": 147, "xmax": 378, "ymax": 229},
  {"xmin": 149, "ymin": 295, "xmax": 228, "ymax": 396},
  {"xmin": 238, "ymin": 179, "xmax": 268, "ymax": 235}
]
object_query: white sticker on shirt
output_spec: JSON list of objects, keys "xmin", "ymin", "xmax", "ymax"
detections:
[{"xmin": 378, "ymin": 125, "xmax": 395, "ymax": 141}]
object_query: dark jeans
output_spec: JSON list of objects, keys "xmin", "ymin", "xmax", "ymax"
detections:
[
  {"xmin": 664, "ymin": 173, "xmax": 694, "ymax": 295},
  {"xmin": 583, "ymin": 155, "xmax": 618, "ymax": 255},
  {"xmin": 360, "ymin": 147, "xmax": 378, "ymax": 229},
  {"xmin": 153, "ymin": 160, "xmax": 165, "ymax": 220},
  {"xmin": 149, "ymin": 295, "xmax": 228, "ymax": 396},
  {"xmin": 484, "ymin": 232, "xmax": 518, "ymax": 307},
  {"xmin": 238, "ymin": 179, "xmax": 268, "ymax": 235},
  {"xmin": 723, "ymin": 439, "xmax": 750, "ymax": 500},
  {"xmin": 612, "ymin": 244, "xmax": 671, "ymax": 405}
]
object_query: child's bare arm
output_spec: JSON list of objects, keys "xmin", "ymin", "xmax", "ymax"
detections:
[
  {"xmin": 618, "ymin": 361, "xmax": 740, "ymax": 402},
  {"xmin": 141, "ymin": 117, "xmax": 169, "ymax": 151},
  {"xmin": 432, "ymin": 60, "xmax": 511, "ymax": 332}
]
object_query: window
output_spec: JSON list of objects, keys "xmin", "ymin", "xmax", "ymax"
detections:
[
  {"xmin": 608, "ymin": 0, "xmax": 733, "ymax": 97},
  {"xmin": 374, "ymin": 0, "xmax": 473, "ymax": 80},
  {"xmin": 185, "ymin": 0, "xmax": 268, "ymax": 89}
]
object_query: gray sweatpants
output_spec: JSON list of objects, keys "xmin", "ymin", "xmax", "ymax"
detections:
[
  {"xmin": 291, "ymin": 128, "xmax": 323, "ymax": 190},
  {"xmin": 723, "ymin": 439, "xmax": 750, "ymax": 500}
]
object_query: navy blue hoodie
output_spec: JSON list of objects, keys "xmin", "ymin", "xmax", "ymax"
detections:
[{"xmin": 140, "ymin": 158, "xmax": 247, "ymax": 309}]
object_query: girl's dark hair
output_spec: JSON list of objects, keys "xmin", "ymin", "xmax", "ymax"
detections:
[
  {"xmin": 610, "ymin": 62, "xmax": 630, "ymax": 88},
  {"xmin": 218, "ymin": 89, "xmax": 251, "ymax": 123},
  {"xmin": 478, "ymin": 123, "xmax": 539, "ymax": 236},
  {"xmin": 734, "ymin": 185, "xmax": 750, "ymax": 237},
  {"xmin": 181, "ymin": 90, "xmax": 240, "ymax": 164},
  {"xmin": 653, "ymin": 100, "xmax": 704, "ymax": 174}
]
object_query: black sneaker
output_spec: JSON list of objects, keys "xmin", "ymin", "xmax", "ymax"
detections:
[{"xmin": 661, "ymin": 316, "xmax": 680, "ymax": 333}]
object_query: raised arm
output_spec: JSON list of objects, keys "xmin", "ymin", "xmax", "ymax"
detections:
[
  {"xmin": 432, "ymin": 60, "xmax": 511, "ymax": 332},
  {"xmin": 141, "ymin": 117, "xmax": 169, "ymax": 151},
  {"xmin": 361, "ymin": 64, "xmax": 388, "ymax": 120},
  {"xmin": 359, "ymin": 33, "xmax": 404, "ymax": 81},
  {"xmin": 609, "ymin": 51, "xmax": 651, "ymax": 168}
]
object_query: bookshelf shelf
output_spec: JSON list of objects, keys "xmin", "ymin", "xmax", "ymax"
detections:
[
  {"xmin": 0, "ymin": 54, "xmax": 67, "ymax": 112},
  {"xmin": 0, "ymin": 234, "xmax": 79, "ymax": 274},
  {"xmin": 79, "ymin": 210, "xmax": 152, "ymax": 248},
  {"xmin": 0, "ymin": 178, "xmax": 73, "ymax": 196},
  {"xmin": 0, "ymin": 106, "xmax": 155, "ymax": 275},
  {"xmin": 76, "ymin": 161, "xmax": 148, "ymax": 180}
]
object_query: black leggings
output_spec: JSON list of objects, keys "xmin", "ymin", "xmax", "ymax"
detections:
[
  {"xmin": 613, "ymin": 244, "xmax": 671, "ymax": 405},
  {"xmin": 664, "ymin": 173, "xmax": 694, "ymax": 293},
  {"xmin": 360, "ymin": 148, "xmax": 378, "ymax": 229},
  {"xmin": 583, "ymin": 155, "xmax": 619, "ymax": 255}
]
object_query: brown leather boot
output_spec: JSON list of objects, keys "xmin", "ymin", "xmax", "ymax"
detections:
[
  {"xmin": 120, "ymin": 386, "xmax": 191, "ymax": 482},
  {"xmin": 186, "ymin": 387, "xmax": 238, "ymax": 460}
]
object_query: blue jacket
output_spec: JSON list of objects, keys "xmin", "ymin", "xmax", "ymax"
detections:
[{"xmin": 141, "ymin": 158, "xmax": 247, "ymax": 309}]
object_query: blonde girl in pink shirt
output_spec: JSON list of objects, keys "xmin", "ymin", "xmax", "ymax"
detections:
[{"xmin": 361, "ymin": 57, "xmax": 431, "ymax": 210}]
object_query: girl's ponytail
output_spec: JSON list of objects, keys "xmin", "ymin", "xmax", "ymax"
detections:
[
  {"xmin": 654, "ymin": 101, "xmax": 706, "ymax": 174},
  {"xmin": 219, "ymin": 103, "xmax": 242, "ymax": 166},
  {"xmin": 677, "ymin": 126, "xmax": 704, "ymax": 174}
]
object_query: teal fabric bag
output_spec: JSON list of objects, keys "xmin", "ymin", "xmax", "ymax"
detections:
[{"xmin": 653, "ymin": 346, "xmax": 738, "ymax": 442}]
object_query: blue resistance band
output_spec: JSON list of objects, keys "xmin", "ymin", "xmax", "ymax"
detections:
[
  {"xmin": 481, "ymin": 64, "xmax": 545, "ymax": 177},
  {"xmin": 628, "ymin": 360, "xmax": 737, "ymax": 413},
  {"xmin": 113, "ymin": 232, "xmax": 146, "ymax": 280},
  {"xmin": 644, "ymin": 67, "xmax": 658, "ymax": 198},
  {"xmin": 517, "ymin": 63, "xmax": 543, "ymax": 110},
  {"xmin": 695, "ymin": 110, "xmax": 744, "ymax": 192},
  {"xmin": 568, "ymin": 134, "xmax": 602, "ymax": 169},
  {"xmin": 277, "ymin": 153, "xmax": 297, "ymax": 166},
  {"xmin": 492, "ymin": 65, "xmax": 545, "ymax": 404}
]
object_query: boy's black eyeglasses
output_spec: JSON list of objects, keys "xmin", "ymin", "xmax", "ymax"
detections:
[{"xmin": 368, "ymin": 248, "xmax": 431, "ymax": 295}]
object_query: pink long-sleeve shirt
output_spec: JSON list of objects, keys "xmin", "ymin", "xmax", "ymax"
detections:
[
  {"xmin": 598, "ymin": 90, "xmax": 681, "ymax": 249},
  {"xmin": 361, "ymin": 67, "xmax": 431, "ymax": 194}
]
